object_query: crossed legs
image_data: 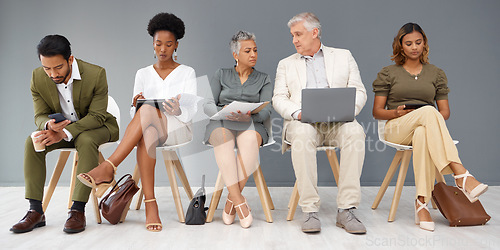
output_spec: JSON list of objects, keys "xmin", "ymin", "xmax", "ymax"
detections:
[
  {"xmin": 79, "ymin": 105, "xmax": 168, "ymax": 230},
  {"xmin": 385, "ymin": 106, "xmax": 486, "ymax": 224},
  {"xmin": 209, "ymin": 128, "xmax": 262, "ymax": 223}
]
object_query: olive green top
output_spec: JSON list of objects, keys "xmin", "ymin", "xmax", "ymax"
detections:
[{"xmin": 372, "ymin": 64, "xmax": 449, "ymax": 110}]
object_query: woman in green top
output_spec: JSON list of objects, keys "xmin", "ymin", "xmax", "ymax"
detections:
[
  {"xmin": 204, "ymin": 30, "xmax": 272, "ymax": 228},
  {"xmin": 372, "ymin": 23, "xmax": 488, "ymax": 231}
]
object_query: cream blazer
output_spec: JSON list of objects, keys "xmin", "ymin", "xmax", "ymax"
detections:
[{"xmin": 272, "ymin": 46, "xmax": 367, "ymax": 153}]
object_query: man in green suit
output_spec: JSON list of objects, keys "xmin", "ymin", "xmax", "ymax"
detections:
[{"xmin": 10, "ymin": 35, "xmax": 119, "ymax": 234}]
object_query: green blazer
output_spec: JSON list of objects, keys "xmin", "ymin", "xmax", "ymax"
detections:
[{"xmin": 30, "ymin": 59, "xmax": 119, "ymax": 140}]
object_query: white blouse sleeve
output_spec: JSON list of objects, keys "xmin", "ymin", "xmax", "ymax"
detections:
[
  {"xmin": 176, "ymin": 68, "xmax": 197, "ymax": 123},
  {"xmin": 130, "ymin": 70, "xmax": 144, "ymax": 118}
]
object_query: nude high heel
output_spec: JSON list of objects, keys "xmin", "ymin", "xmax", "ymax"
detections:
[
  {"xmin": 222, "ymin": 198, "xmax": 235, "ymax": 225},
  {"xmin": 415, "ymin": 199, "xmax": 434, "ymax": 232},
  {"xmin": 234, "ymin": 198, "xmax": 252, "ymax": 229},
  {"xmin": 144, "ymin": 198, "xmax": 162, "ymax": 232},
  {"xmin": 453, "ymin": 170, "xmax": 488, "ymax": 203},
  {"xmin": 77, "ymin": 159, "xmax": 117, "ymax": 198}
]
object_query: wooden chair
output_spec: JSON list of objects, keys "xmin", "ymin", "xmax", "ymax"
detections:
[
  {"xmin": 42, "ymin": 96, "xmax": 120, "ymax": 224},
  {"xmin": 206, "ymin": 118, "xmax": 275, "ymax": 223},
  {"xmin": 286, "ymin": 142, "xmax": 340, "ymax": 221},
  {"xmin": 126, "ymin": 140, "xmax": 194, "ymax": 223},
  {"xmin": 371, "ymin": 120, "xmax": 457, "ymax": 222}
]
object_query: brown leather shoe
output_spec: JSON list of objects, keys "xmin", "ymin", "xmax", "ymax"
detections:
[
  {"xmin": 10, "ymin": 210, "xmax": 46, "ymax": 233},
  {"xmin": 63, "ymin": 210, "xmax": 86, "ymax": 233}
]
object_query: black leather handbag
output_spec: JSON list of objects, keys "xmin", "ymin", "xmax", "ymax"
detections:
[{"xmin": 185, "ymin": 175, "xmax": 208, "ymax": 225}]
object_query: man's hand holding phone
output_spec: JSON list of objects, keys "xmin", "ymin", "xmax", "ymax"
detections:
[{"xmin": 47, "ymin": 113, "xmax": 70, "ymax": 133}]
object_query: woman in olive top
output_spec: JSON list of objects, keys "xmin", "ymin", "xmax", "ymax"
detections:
[
  {"xmin": 204, "ymin": 30, "xmax": 272, "ymax": 228},
  {"xmin": 372, "ymin": 23, "xmax": 488, "ymax": 231}
]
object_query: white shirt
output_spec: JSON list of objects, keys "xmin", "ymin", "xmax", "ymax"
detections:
[
  {"xmin": 292, "ymin": 44, "xmax": 328, "ymax": 119},
  {"xmin": 130, "ymin": 64, "xmax": 197, "ymax": 123},
  {"xmin": 302, "ymin": 44, "xmax": 329, "ymax": 89},
  {"xmin": 45, "ymin": 58, "xmax": 81, "ymax": 141}
]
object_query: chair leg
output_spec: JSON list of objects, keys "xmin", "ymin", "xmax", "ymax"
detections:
[
  {"xmin": 206, "ymin": 171, "xmax": 224, "ymax": 223},
  {"xmin": 163, "ymin": 151, "xmax": 185, "ymax": 223},
  {"xmin": 371, "ymin": 151, "xmax": 404, "ymax": 210},
  {"xmin": 287, "ymin": 181, "xmax": 299, "ymax": 221},
  {"xmin": 253, "ymin": 165, "xmax": 273, "ymax": 223},
  {"xmin": 42, "ymin": 151, "xmax": 71, "ymax": 212},
  {"xmin": 388, "ymin": 150, "xmax": 411, "ymax": 222},
  {"xmin": 325, "ymin": 149, "xmax": 340, "ymax": 185},
  {"xmin": 67, "ymin": 152, "xmax": 79, "ymax": 209},
  {"xmin": 120, "ymin": 163, "xmax": 142, "ymax": 222},
  {"xmin": 171, "ymin": 152, "xmax": 194, "ymax": 200},
  {"xmin": 90, "ymin": 152, "xmax": 108, "ymax": 224},
  {"xmin": 91, "ymin": 188, "xmax": 102, "ymax": 224},
  {"xmin": 258, "ymin": 166, "xmax": 274, "ymax": 210}
]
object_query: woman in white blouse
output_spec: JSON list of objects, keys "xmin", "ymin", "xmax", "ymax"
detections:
[{"xmin": 78, "ymin": 13, "xmax": 196, "ymax": 232}]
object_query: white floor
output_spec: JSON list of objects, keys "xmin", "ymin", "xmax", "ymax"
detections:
[{"xmin": 1, "ymin": 186, "xmax": 499, "ymax": 250}]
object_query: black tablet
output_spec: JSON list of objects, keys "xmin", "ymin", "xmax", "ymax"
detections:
[{"xmin": 136, "ymin": 99, "xmax": 168, "ymax": 113}]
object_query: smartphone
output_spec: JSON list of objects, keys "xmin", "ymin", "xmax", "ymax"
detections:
[
  {"xmin": 48, "ymin": 113, "xmax": 68, "ymax": 123},
  {"xmin": 404, "ymin": 104, "xmax": 429, "ymax": 110}
]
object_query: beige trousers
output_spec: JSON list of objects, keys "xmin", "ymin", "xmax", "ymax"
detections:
[
  {"xmin": 285, "ymin": 119, "xmax": 365, "ymax": 212},
  {"xmin": 385, "ymin": 106, "xmax": 461, "ymax": 203}
]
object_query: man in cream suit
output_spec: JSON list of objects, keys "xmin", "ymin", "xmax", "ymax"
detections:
[
  {"xmin": 273, "ymin": 13, "xmax": 367, "ymax": 234},
  {"xmin": 10, "ymin": 35, "xmax": 119, "ymax": 234}
]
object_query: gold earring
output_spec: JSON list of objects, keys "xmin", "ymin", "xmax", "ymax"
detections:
[{"xmin": 174, "ymin": 49, "xmax": 177, "ymax": 60}]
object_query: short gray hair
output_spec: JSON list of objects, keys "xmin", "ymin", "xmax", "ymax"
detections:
[
  {"xmin": 287, "ymin": 12, "xmax": 322, "ymax": 38},
  {"xmin": 230, "ymin": 30, "xmax": 256, "ymax": 55}
]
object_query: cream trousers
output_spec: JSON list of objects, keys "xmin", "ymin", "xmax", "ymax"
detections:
[
  {"xmin": 285, "ymin": 119, "xmax": 365, "ymax": 212},
  {"xmin": 385, "ymin": 106, "xmax": 461, "ymax": 203}
]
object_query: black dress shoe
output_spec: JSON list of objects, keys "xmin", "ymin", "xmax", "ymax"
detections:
[
  {"xmin": 63, "ymin": 210, "xmax": 86, "ymax": 233},
  {"xmin": 10, "ymin": 210, "xmax": 46, "ymax": 233}
]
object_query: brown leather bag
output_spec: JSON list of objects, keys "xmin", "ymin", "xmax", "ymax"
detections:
[
  {"xmin": 99, "ymin": 174, "xmax": 139, "ymax": 224},
  {"xmin": 432, "ymin": 182, "xmax": 490, "ymax": 226}
]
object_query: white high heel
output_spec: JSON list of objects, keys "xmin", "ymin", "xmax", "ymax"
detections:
[
  {"xmin": 234, "ymin": 198, "xmax": 252, "ymax": 229},
  {"xmin": 222, "ymin": 198, "xmax": 235, "ymax": 225},
  {"xmin": 415, "ymin": 199, "xmax": 434, "ymax": 232},
  {"xmin": 453, "ymin": 170, "xmax": 488, "ymax": 203}
]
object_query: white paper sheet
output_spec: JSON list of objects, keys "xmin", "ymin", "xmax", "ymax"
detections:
[{"xmin": 210, "ymin": 101, "xmax": 265, "ymax": 120}]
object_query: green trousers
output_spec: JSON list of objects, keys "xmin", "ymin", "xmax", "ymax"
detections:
[{"xmin": 24, "ymin": 126, "xmax": 116, "ymax": 202}]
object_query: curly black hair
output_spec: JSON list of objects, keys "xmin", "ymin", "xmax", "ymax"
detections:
[{"xmin": 147, "ymin": 12, "xmax": 185, "ymax": 40}]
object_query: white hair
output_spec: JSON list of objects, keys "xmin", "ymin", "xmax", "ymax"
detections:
[
  {"xmin": 230, "ymin": 30, "xmax": 256, "ymax": 55},
  {"xmin": 287, "ymin": 12, "xmax": 322, "ymax": 38}
]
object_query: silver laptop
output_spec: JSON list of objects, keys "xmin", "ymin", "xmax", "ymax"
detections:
[{"xmin": 301, "ymin": 87, "xmax": 356, "ymax": 123}]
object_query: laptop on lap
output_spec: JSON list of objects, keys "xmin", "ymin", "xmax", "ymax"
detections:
[{"xmin": 300, "ymin": 87, "xmax": 356, "ymax": 123}]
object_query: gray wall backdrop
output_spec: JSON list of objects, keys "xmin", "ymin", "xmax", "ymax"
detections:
[{"xmin": 1, "ymin": 0, "xmax": 499, "ymax": 187}]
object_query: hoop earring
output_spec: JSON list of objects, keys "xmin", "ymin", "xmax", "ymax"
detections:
[
  {"xmin": 235, "ymin": 59, "xmax": 238, "ymax": 67},
  {"xmin": 174, "ymin": 49, "xmax": 178, "ymax": 61}
]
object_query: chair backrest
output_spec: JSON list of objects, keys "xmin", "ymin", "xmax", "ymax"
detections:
[
  {"xmin": 262, "ymin": 117, "xmax": 275, "ymax": 147},
  {"xmin": 377, "ymin": 120, "xmax": 387, "ymax": 142},
  {"xmin": 107, "ymin": 96, "xmax": 120, "ymax": 130}
]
